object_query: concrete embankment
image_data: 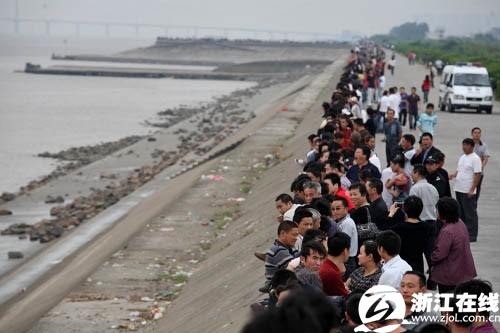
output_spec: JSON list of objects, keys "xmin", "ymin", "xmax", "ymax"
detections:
[
  {"xmin": 0, "ymin": 50, "xmax": 346, "ymax": 332},
  {"xmin": 137, "ymin": 59, "xmax": 346, "ymax": 333},
  {"xmin": 24, "ymin": 56, "xmax": 346, "ymax": 333}
]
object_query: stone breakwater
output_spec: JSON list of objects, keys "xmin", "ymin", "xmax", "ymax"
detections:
[
  {"xmin": 0, "ymin": 77, "xmax": 286, "ymax": 244},
  {"xmin": 0, "ymin": 136, "xmax": 144, "ymax": 206}
]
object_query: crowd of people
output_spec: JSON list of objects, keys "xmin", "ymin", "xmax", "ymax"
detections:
[{"xmin": 244, "ymin": 42, "xmax": 495, "ymax": 333}]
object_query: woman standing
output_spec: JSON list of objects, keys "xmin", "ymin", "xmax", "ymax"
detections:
[
  {"xmin": 421, "ymin": 75, "xmax": 431, "ymax": 103},
  {"xmin": 431, "ymin": 197, "xmax": 476, "ymax": 293},
  {"xmin": 347, "ymin": 240, "xmax": 382, "ymax": 294}
]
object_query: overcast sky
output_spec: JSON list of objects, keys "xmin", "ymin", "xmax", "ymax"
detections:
[{"xmin": 1, "ymin": 0, "xmax": 499, "ymax": 38}]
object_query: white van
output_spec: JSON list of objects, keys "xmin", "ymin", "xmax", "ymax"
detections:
[{"xmin": 438, "ymin": 63, "xmax": 494, "ymax": 114}]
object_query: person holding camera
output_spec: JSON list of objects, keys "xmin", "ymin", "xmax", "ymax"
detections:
[{"xmin": 385, "ymin": 196, "xmax": 432, "ymax": 275}]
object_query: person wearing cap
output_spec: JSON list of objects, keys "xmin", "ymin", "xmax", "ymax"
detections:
[{"xmin": 425, "ymin": 153, "xmax": 451, "ymax": 198}]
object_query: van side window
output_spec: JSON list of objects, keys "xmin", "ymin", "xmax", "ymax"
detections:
[{"xmin": 448, "ymin": 74, "xmax": 453, "ymax": 86}]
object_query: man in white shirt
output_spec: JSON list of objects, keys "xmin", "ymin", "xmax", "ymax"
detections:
[
  {"xmin": 349, "ymin": 97, "xmax": 362, "ymax": 120},
  {"xmin": 331, "ymin": 197, "xmax": 358, "ymax": 277},
  {"xmin": 381, "ymin": 166, "xmax": 396, "ymax": 208},
  {"xmin": 400, "ymin": 134, "xmax": 416, "ymax": 176},
  {"xmin": 377, "ymin": 75, "xmax": 386, "ymax": 102},
  {"xmin": 388, "ymin": 87, "xmax": 401, "ymax": 119},
  {"xmin": 379, "ymin": 90, "xmax": 390, "ymax": 115},
  {"xmin": 377, "ymin": 230, "xmax": 412, "ymax": 289},
  {"xmin": 365, "ymin": 135, "xmax": 381, "ymax": 172},
  {"xmin": 450, "ymin": 138, "xmax": 482, "ymax": 242}
]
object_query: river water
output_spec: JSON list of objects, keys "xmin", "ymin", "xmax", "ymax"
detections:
[{"xmin": 0, "ymin": 36, "xmax": 254, "ymax": 193}]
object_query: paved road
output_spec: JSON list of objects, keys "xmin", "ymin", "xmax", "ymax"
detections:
[{"xmin": 381, "ymin": 52, "xmax": 500, "ymax": 291}]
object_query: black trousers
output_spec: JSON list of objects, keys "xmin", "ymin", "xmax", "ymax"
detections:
[
  {"xmin": 423, "ymin": 220, "xmax": 438, "ymax": 290},
  {"xmin": 455, "ymin": 191, "xmax": 478, "ymax": 241},
  {"xmin": 476, "ymin": 174, "xmax": 484, "ymax": 200},
  {"xmin": 400, "ymin": 109, "xmax": 408, "ymax": 127}
]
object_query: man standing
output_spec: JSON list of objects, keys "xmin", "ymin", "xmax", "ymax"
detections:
[
  {"xmin": 364, "ymin": 134, "xmax": 382, "ymax": 172},
  {"xmin": 366, "ymin": 178, "xmax": 388, "ymax": 229},
  {"xmin": 411, "ymin": 132, "xmax": 441, "ymax": 165},
  {"xmin": 399, "ymin": 87, "xmax": 409, "ymax": 127},
  {"xmin": 410, "ymin": 164, "xmax": 439, "ymax": 282},
  {"xmin": 346, "ymin": 146, "xmax": 381, "ymax": 183},
  {"xmin": 383, "ymin": 108, "xmax": 402, "ymax": 167},
  {"xmin": 275, "ymin": 193, "xmax": 301, "ymax": 223},
  {"xmin": 400, "ymin": 272, "xmax": 440, "ymax": 331},
  {"xmin": 265, "ymin": 221, "xmax": 299, "ymax": 282},
  {"xmin": 406, "ymin": 87, "xmax": 421, "ymax": 130},
  {"xmin": 319, "ymin": 232, "xmax": 351, "ymax": 297},
  {"xmin": 410, "ymin": 165, "xmax": 439, "ymax": 223},
  {"xmin": 450, "ymin": 138, "xmax": 482, "ymax": 242},
  {"xmin": 388, "ymin": 87, "xmax": 401, "ymax": 119},
  {"xmin": 400, "ymin": 134, "xmax": 416, "ymax": 175},
  {"xmin": 292, "ymin": 208, "xmax": 314, "ymax": 251},
  {"xmin": 425, "ymin": 153, "xmax": 452, "ymax": 198},
  {"xmin": 324, "ymin": 173, "xmax": 355, "ymax": 211},
  {"xmin": 294, "ymin": 241, "xmax": 326, "ymax": 291},
  {"xmin": 471, "ymin": 127, "xmax": 490, "ymax": 200},
  {"xmin": 377, "ymin": 230, "xmax": 412, "ymax": 289},
  {"xmin": 378, "ymin": 90, "xmax": 391, "ymax": 132},
  {"xmin": 303, "ymin": 181, "xmax": 322, "ymax": 204},
  {"xmin": 331, "ymin": 197, "xmax": 358, "ymax": 278}
]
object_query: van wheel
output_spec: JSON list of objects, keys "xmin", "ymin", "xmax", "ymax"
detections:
[
  {"xmin": 476, "ymin": 108, "xmax": 482, "ymax": 113},
  {"xmin": 486, "ymin": 107, "xmax": 493, "ymax": 114},
  {"xmin": 447, "ymin": 100, "xmax": 455, "ymax": 113}
]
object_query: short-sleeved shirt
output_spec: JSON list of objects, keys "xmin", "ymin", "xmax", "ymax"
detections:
[
  {"xmin": 454, "ymin": 153, "xmax": 482, "ymax": 194},
  {"xmin": 407, "ymin": 94, "xmax": 420, "ymax": 113},
  {"xmin": 336, "ymin": 215, "xmax": 358, "ymax": 257},
  {"xmin": 319, "ymin": 259, "xmax": 349, "ymax": 297},
  {"xmin": 399, "ymin": 93, "xmax": 409, "ymax": 110},
  {"xmin": 348, "ymin": 267, "xmax": 382, "ymax": 294},
  {"xmin": 474, "ymin": 141, "xmax": 490, "ymax": 172},
  {"xmin": 378, "ymin": 255, "xmax": 412, "ymax": 289}
]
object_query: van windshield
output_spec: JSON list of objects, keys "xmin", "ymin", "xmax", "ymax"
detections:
[{"xmin": 454, "ymin": 73, "xmax": 490, "ymax": 87}]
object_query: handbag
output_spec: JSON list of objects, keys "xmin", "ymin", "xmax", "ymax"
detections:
[{"xmin": 356, "ymin": 206, "xmax": 379, "ymax": 241}]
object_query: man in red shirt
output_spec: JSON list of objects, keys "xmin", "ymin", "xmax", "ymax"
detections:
[
  {"xmin": 324, "ymin": 173, "xmax": 355, "ymax": 212},
  {"xmin": 319, "ymin": 231, "xmax": 351, "ymax": 297}
]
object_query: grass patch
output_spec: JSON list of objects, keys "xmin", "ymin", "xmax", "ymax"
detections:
[
  {"xmin": 171, "ymin": 273, "xmax": 189, "ymax": 284},
  {"xmin": 212, "ymin": 204, "xmax": 241, "ymax": 232},
  {"xmin": 240, "ymin": 183, "xmax": 252, "ymax": 194}
]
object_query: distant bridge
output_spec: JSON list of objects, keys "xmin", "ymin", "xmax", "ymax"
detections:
[{"xmin": 0, "ymin": 17, "xmax": 340, "ymax": 41}]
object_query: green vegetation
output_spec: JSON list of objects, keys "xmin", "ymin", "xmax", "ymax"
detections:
[
  {"xmin": 394, "ymin": 39, "xmax": 500, "ymax": 100},
  {"xmin": 371, "ymin": 22, "xmax": 429, "ymax": 43},
  {"xmin": 212, "ymin": 204, "xmax": 241, "ymax": 232}
]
